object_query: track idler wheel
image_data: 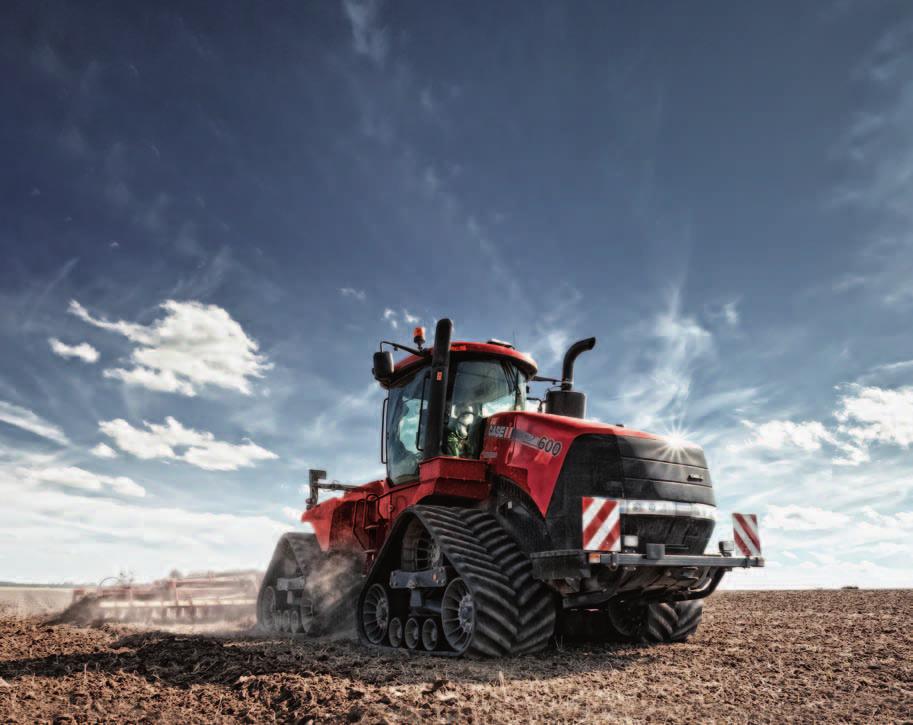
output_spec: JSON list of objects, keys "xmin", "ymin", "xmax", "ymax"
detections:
[
  {"xmin": 257, "ymin": 585, "xmax": 279, "ymax": 632},
  {"xmin": 441, "ymin": 577, "xmax": 474, "ymax": 654},
  {"xmin": 362, "ymin": 584, "xmax": 390, "ymax": 644}
]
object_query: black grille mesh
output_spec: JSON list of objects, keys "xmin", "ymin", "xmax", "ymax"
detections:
[{"xmin": 544, "ymin": 434, "xmax": 716, "ymax": 553}]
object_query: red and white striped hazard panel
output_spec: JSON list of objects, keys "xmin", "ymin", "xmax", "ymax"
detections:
[
  {"xmin": 732, "ymin": 513, "xmax": 761, "ymax": 557},
  {"xmin": 581, "ymin": 497, "xmax": 621, "ymax": 552}
]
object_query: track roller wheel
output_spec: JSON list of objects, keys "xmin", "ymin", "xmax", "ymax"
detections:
[
  {"xmin": 441, "ymin": 577, "xmax": 474, "ymax": 654},
  {"xmin": 299, "ymin": 596, "xmax": 316, "ymax": 634},
  {"xmin": 257, "ymin": 585, "xmax": 278, "ymax": 632},
  {"xmin": 288, "ymin": 609, "xmax": 302, "ymax": 634},
  {"xmin": 421, "ymin": 619, "xmax": 439, "ymax": 651},
  {"xmin": 388, "ymin": 617, "xmax": 404, "ymax": 647},
  {"xmin": 362, "ymin": 584, "xmax": 390, "ymax": 644},
  {"xmin": 404, "ymin": 617, "xmax": 420, "ymax": 650}
]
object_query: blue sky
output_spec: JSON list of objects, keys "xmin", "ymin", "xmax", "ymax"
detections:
[{"xmin": 1, "ymin": 1, "xmax": 911, "ymax": 587}]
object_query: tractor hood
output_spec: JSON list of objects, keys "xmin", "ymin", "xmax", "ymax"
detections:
[{"xmin": 482, "ymin": 410, "xmax": 714, "ymax": 552}]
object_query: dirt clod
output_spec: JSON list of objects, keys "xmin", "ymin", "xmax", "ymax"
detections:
[{"xmin": 0, "ymin": 591, "xmax": 910, "ymax": 723}]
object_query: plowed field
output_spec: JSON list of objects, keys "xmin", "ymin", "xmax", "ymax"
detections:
[{"xmin": 0, "ymin": 590, "xmax": 910, "ymax": 723}]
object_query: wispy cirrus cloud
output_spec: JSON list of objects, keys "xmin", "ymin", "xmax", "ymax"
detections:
[
  {"xmin": 0, "ymin": 400, "xmax": 69, "ymax": 445},
  {"xmin": 99, "ymin": 416, "xmax": 278, "ymax": 471},
  {"xmin": 608, "ymin": 288, "xmax": 715, "ymax": 430},
  {"xmin": 342, "ymin": 0, "xmax": 389, "ymax": 67},
  {"xmin": 831, "ymin": 19, "xmax": 913, "ymax": 306},
  {"xmin": 70, "ymin": 299, "xmax": 272, "ymax": 396}
]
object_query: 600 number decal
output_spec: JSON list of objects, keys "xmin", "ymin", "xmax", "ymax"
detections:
[{"xmin": 537, "ymin": 436, "xmax": 562, "ymax": 456}]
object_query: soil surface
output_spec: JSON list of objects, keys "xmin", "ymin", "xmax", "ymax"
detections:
[{"xmin": 0, "ymin": 590, "xmax": 910, "ymax": 723}]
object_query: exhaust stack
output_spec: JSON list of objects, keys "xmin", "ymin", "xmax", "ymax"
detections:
[
  {"xmin": 546, "ymin": 336, "xmax": 596, "ymax": 418},
  {"xmin": 421, "ymin": 318, "xmax": 453, "ymax": 459}
]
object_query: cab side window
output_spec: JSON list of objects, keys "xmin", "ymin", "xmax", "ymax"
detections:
[{"xmin": 386, "ymin": 370, "xmax": 429, "ymax": 484}]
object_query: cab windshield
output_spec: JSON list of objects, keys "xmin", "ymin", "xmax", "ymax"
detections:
[
  {"xmin": 385, "ymin": 357, "xmax": 527, "ymax": 484},
  {"xmin": 444, "ymin": 359, "xmax": 526, "ymax": 459}
]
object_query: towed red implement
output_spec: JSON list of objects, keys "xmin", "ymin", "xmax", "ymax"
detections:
[{"xmin": 62, "ymin": 572, "xmax": 261, "ymax": 624}]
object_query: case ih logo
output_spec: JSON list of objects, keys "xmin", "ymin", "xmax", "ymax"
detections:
[
  {"xmin": 581, "ymin": 497, "xmax": 621, "ymax": 552},
  {"xmin": 487, "ymin": 425, "xmax": 513, "ymax": 439},
  {"xmin": 732, "ymin": 513, "xmax": 761, "ymax": 557}
]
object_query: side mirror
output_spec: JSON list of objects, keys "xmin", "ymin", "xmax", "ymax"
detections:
[{"xmin": 372, "ymin": 351, "xmax": 394, "ymax": 382}]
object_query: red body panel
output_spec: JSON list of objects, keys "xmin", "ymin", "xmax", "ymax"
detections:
[
  {"xmin": 302, "ymin": 457, "xmax": 490, "ymax": 551},
  {"xmin": 482, "ymin": 411, "xmax": 657, "ymax": 515},
  {"xmin": 300, "ymin": 412, "xmax": 661, "ymax": 555}
]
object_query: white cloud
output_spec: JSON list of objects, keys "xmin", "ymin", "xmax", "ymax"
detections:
[
  {"xmin": 342, "ymin": 0, "xmax": 389, "ymax": 67},
  {"xmin": 835, "ymin": 384, "xmax": 913, "ymax": 448},
  {"xmin": 0, "ymin": 400, "xmax": 69, "ymax": 445},
  {"xmin": 706, "ymin": 299, "xmax": 740, "ymax": 327},
  {"xmin": 48, "ymin": 338, "xmax": 99, "ymax": 363},
  {"xmin": 90, "ymin": 443, "xmax": 118, "ymax": 459},
  {"xmin": 282, "ymin": 505, "xmax": 302, "ymax": 523},
  {"xmin": 18, "ymin": 465, "xmax": 145, "ymax": 498},
  {"xmin": 539, "ymin": 330, "xmax": 569, "ymax": 367},
  {"xmin": 764, "ymin": 504, "xmax": 850, "ymax": 531},
  {"xmin": 383, "ymin": 307, "xmax": 398, "ymax": 328},
  {"xmin": 402, "ymin": 309, "xmax": 420, "ymax": 325},
  {"xmin": 0, "ymin": 466, "xmax": 288, "ymax": 581},
  {"xmin": 102, "ymin": 366, "xmax": 196, "ymax": 396},
  {"xmin": 99, "ymin": 416, "xmax": 278, "ymax": 471},
  {"xmin": 740, "ymin": 419, "xmax": 836, "ymax": 452},
  {"xmin": 70, "ymin": 299, "xmax": 271, "ymax": 396},
  {"xmin": 339, "ymin": 287, "xmax": 367, "ymax": 301}
]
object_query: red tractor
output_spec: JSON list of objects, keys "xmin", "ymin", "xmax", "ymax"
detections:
[{"xmin": 257, "ymin": 319, "xmax": 763, "ymax": 656}]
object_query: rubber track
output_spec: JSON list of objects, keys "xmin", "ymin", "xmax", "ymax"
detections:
[
  {"xmin": 258, "ymin": 533, "xmax": 360, "ymax": 635},
  {"xmin": 414, "ymin": 506, "xmax": 520, "ymax": 656},
  {"xmin": 643, "ymin": 600, "xmax": 703, "ymax": 643},
  {"xmin": 462, "ymin": 509, "xmax": 556, "ymax": 655}
]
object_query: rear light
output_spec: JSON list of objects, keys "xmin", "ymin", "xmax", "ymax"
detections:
[
  {"xmin": 619, "ymin": 500, "xmax": 716, "ymax": 521},
  {"xmin": 622, "ymin": 535, "xmax": 639, "ymax": 548}
]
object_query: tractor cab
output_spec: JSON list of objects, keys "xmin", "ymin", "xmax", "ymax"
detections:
[{"xmin": 373, "ymin": 327, "xmax": 537, "ymax": 485}]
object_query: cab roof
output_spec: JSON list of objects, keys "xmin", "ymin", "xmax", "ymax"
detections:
[{"xmin": 386, "ymin": 341, "xmax": 538, "ymax": 387}]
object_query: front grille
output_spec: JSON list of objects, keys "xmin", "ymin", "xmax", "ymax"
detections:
[{"xmin": 544, "ymin": 434, "xmax": 716, "ymax": 553}]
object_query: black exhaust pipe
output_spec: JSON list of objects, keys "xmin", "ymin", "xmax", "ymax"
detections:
[
  {"xmin": 422, "ymin": 318, "xmax": 452, "ymax": 459},
  {"xmin": 547, "ymin": 336, "xmax": 596, "ymax": 418},
  {"xmin": 561, "ymin": 337, "xmax": 596, "ymax": 390}
]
